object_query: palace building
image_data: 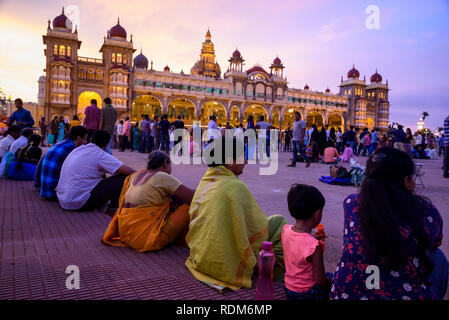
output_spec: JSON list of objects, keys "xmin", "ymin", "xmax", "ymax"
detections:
[{"xmin": 40, "ymin": 8, "xmax": 390, "ymax": 130}]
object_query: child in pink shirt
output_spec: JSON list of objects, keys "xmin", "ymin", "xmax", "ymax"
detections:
[
  {"xmin": 341, "ymin": 143, "xmax": 354, "ymax": 163},
  {"xmin": 282, "ymin": 184, "xmax": 332, "ymax": 300}
]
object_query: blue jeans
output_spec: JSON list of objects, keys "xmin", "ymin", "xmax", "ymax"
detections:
[
  {"xmin": 291, "ymin": 140, "xmax": 310, "ymax": 165},
  {"xmin": 428, "ymin": 248, "xmax": 449, "ymax": 299},
  {"xmin": 160, "ymin": 134, "xmax": 170, "ymax": 152},
  {"xmin": 369, "ymin": 142, "xmax": 378, "ymax": 156},
  {"xmin": 105, "ymin": 135, "xmax": 113, "ymax": 155}
]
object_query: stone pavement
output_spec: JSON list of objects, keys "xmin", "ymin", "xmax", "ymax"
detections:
[{"xmin": 1, "ymin": 148, "xmax": 448, "ymax": 299}]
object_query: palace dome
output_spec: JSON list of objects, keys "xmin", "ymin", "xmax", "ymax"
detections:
[
  {"xmin": 304, "ymin": 84, "xmax": 310, "ymax": 90},
  {"xmin": 347, "ymin": 65, "xmax": 360, "ymax": 79},
  {"xmin": 273, "ymin": 57, "xmax": 282, "ymax": 65},
  {"xmin": 370, "ymin": 70, "xmax": 382, "ymax": 83},
  {"xmin": 110, "ymin": 19, "xmax": 127, "ymax": 39},
  {"xmin": 53, "ymin": 8, "xmax": 71, "ymax": 30},
  {"xmin": 232, "ymin": 49, "xmax": 241, "ymax": 58},
  {"xmin": 246, "ymin": 66, "xmax": 269, "ymax": 76},
  {"xmin": 134, "ymin": 52, "xmax": 148, "ymax": 69},
  {"xmin": 164, "ymin": 65, "xmax": 170, "ymax": 72},
  {"xmin": 325, "ymin": 88, "xmax": 330, "ymax": 93}
]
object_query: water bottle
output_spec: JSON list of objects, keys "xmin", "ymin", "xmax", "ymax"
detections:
[{"xmin": 256, "ymin": 241, "xmax": 275, "ymax": 300}]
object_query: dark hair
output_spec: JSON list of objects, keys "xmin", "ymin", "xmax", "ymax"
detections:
[
  {"xmin": 73, "ymin": 115, "xmax": 79, "ymax": 120},
  {"xmin": 16, "ymin": 134, "xmax": 41, "ymax": 170},
  {"xmin": 259, "ymin": 115, "xmax": 264, "ymax": 121},
  {"xmin": 104, "ymin": 97, "xmax": 112, "ymax": 104},
  {"xmin": 91, "ymin": 130, "xmax": 111, "ymax": 148},
  {"xmin": 163, "ymin": 114, "xmax": 168, "ymax": 120},
  {"xmin": 15, "ymin": 98, "xmax": 23, "ymax": 105},
  {"xmin": 350, "ymin": 126, "xmax": 354, "ymax": 130},
  {"xmin": 119, "ymin": 120, "xmax": 124, "ymax": 124},
  {"xmin": 20, "ymin": 127, "xmax": 34, "ymax": 138},
  {"xmin": 28, "ymin": 134, "xmax": 41, "ymax": 147},
  {"xmin": 207, "ymin": 136, "xmax": 245, "ymax": 167},
  {"xmin": 68, "ymin": 126, "xmax": 87, "ymax": 141},
  {"xmin": 7, "ymin": 125, "xmax": 20, "ymax": 135},
  {"xmin": 177, "ymin": 115, "xmax": 182, "ymax": 119},
  {"xmin": 287, "ymin": 184, "xmax": 325, "ymax": 220},
  {"xmin": 247, "ymin": 115, "xmax": 254, "ymax": 122},
  {"xmin": 327, "ymin": 140, "xmax": 335, "ymax": 148},
  {"xmin": 147, "ymin": 150, "xmax": 171, "ymax": 169},
  {"xmin": 125, "ymin": 116, "xmax": 129, "ymax": 121},
  {"xmin": 91, "ymin": 99, "xmax": 97, "ymax": 105},
  {"xmin": 358, "ymin": 148, "xmax": 433, "ymax": 272},
  {"xmin": 145, "ymin": 115, "xmax": 149, "ymax": 120}
]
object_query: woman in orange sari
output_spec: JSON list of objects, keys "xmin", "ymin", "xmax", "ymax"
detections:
[{"xmin": 102, "ymin": 151, "xmax": 195, "ymax": 252}]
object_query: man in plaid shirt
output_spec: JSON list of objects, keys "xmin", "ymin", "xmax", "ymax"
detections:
[{"xmin": 40, "ymin": 126, "xmax": 87, "ymax": 200}]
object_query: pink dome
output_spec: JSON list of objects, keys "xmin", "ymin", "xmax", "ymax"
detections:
[
  {"xmin": 273, "ymin": 57, "xmax": 281, "ymax": 65},
  {"xmin": 53, "ymin": 8, "xmax": 71, "ymax": 30},
  {"xmin": 370, "ymin": 70, "xmax": 382, "ymax": 83},
  {"xmin": 232, "ymin": 49, "xmax": 241, "ymax": 58},
  {"xmin": 347, "ymin": 65, "xmax": 360, "ymax": 79}
]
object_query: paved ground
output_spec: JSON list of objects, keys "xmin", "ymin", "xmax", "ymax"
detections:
[{"xmin": 1, "ymin": 148, "xmax": 448, "ymax": 299}]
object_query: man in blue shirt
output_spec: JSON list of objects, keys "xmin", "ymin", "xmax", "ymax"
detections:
[
  {"xmin": 369, "ymin": 128, "xmax": 379, "ymax": 156},
  {"xmin": 39, "ymin": 126, "xmax": 87, "ymax": 200},
  {"xmin": 7, "ymin": 98, "xmax": 34, "ymax": 130},
  {"xmin": 444, "ymin": 114, "xmax": 449, "ymax": 178}
]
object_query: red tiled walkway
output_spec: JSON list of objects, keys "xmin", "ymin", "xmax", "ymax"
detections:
[{"xmin": 0, "ymin": 179, "xmax": 287, "ymax": 300}]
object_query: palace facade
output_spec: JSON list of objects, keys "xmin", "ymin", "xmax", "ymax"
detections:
[{"xmin": 40, "ymin": 9, "xmax": 390, "ymax": 130}]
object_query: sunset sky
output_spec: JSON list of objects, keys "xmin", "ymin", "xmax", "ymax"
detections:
[{"xmin": 0, "ymin": 0, "xmax": 448, "ymax": 130}]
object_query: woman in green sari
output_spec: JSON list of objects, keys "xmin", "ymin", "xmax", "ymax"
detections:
[{"xmin": 185, "ymin": 136, "xmax": 287, "ymax": 290}]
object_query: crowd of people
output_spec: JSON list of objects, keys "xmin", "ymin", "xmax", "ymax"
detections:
[{"xmin": 1, "ymin": 97, "xmax": 449, "ymax": 300}]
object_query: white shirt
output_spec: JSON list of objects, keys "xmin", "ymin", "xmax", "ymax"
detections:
[
  {"xmin": 116, "ymin": 123, "xmax": 123, "ymax": 135},
  {"xmin": 10, "ymin": 135, "xmax": 28, "ymax": 155},
  {"xmin": 207, "ymin": 120, "xmax": 219, "ymax": 140},
  {"xmin": 56, "ymin": 143, "xmax": 123, "ymax": 210},
  {"xmin": 0, "ymin": 135, "xmax": 16, "ymax": 157}
]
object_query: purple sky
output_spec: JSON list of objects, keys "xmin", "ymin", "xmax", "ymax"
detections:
[{"xmin": 1, "ymin": 0, "xmax": 448, "ymax": 131}]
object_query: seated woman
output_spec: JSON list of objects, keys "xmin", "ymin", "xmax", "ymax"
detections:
[
  {"xmin": 323, "ymin": 141, "xmax": 341, "ymax": 164},
  {"xmin": 331, "ymin": 148, "xmax": 448, "ymax": 300},
  {"xmin": 185, "ymin": 136, "xmax": 287, "ymax": 290},
  {"xmin": 8, "ymin": 134, "xmax": 42, "ymax": 181},
  {"xmin": 102, "ymin": 151, "xmax": 195, "ymax": 252}
]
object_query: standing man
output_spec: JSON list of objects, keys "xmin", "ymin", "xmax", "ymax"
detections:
[
  {"xmin": 121, "ymin": 117, "xmax": 131, "ymax": 152},
  {"xmin": 207, "ymin": 115, "xmax": 219, "ymax": 143},
  {"xmin": 99, "ymin": 97, "xmax": 117, "ymax": 155},
  {"xmin": 172, "ymin": 115, "xmax": 185, "ymax": 150},
  {"xmin": 39, "ymin": 117, "xmax": 47, "ymax": 146},
  {"xmin": 153, "ymin": 115, "xmax": 160, "ymax": 151},
  {"xmin": 369, "ymin": 128, "xmax": 379, "ymax": 156},
  {"xmin": 7, "ymin": 98, "xmax": 35, "ymax": 130},
  {"xmin": 393, "ymin": 124, "xmax": 406, "ymax": 152},
  {"xmin": 83, "ymin": 99, "xmax": 101, "ymax": 142},
  {"xmin": 444, "ymin": 114, "xmax": 449, "ymax": 178},
  {"xmin": 346, "ymin": 126, "xmax": 357, "ymax": 155},
  {"xmin": 159, "ymin": 114, "xmax": 171, "ymax": 152},
  {"xmin": 256, "ymin": 115, "xmax": 273, "ymax": 158},
  {"xmin": 287, "ymin": 112, "xmax": 311, "ymax": 168},
  {"xmin": 140, "ymin": 115, "xmax": 150, "ymax": 153}
]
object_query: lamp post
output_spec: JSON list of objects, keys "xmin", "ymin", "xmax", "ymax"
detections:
[{"xmin": 417, "ymin": 117, "xmax": 424, "ymax": 131}]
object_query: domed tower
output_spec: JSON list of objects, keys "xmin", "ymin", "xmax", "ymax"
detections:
[
  {"xmin": 100, "ymin": 18, "xmax": 136, "ymax": 113},
  {"xmin": 367, "ymin": 69, "xmax": 390, "ymax": 130},
  {"xmin": 42, "ymin": 7, "xmax": 81, "ymax": 119},
  {"xmin": 228, "ymin": 48, "xmax": 244, "ymax": 71},
  {"xmin": 190, "ymin": 29, "xmax": 221, "ymax": 78},
  {"xmin": 269, "ymin": 56, "xmax": 285, "ymax": 78}
]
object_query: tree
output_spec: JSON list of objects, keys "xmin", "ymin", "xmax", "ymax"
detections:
[{"xmin": 421, "ymin": 111, "xmax": 430, "ymax": 120}]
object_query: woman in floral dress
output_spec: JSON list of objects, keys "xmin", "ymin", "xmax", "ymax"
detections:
[{"xmin": 331, "ymin": 148, "xmax": 448, "ymax": 300}]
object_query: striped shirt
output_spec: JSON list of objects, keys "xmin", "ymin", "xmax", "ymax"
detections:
[
  {"xmin": 444, "ymin": 115, "xmax": 449, "ymax": 147},
  {"xmin": 40, "ymin": 139, "xmax": 76, "ymax": 199}
]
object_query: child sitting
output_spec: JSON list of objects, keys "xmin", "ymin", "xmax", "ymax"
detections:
[
  {"xmin": 341, "ymin": 143, "xmax": 354, "ymax": 163},
  {"xmin": 282, "ymin": 184, "xmax": 332, "ymax": 300}
]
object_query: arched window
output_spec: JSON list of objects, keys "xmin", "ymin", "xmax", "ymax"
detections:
[
  {"xmin": 112, "ymin": 53, "xmax": 116, "ymax": 63},
  {"xmin": 66, "ymin": 46, "xmax": 71, "ymax": 57},
  {"xmin": 53, "ymin": 44, "xmax": 58, "ymax": 55},
  {"xmin": 59, "ymin": 45, "xmax": 65, "ymax": 56},
  {"xmin": 123, "ymin": 55, "xmax": 127, "ymax": 65},
  {"xmin": 117, "ymin": 53, "xmax": 122, "ymax": 64}
]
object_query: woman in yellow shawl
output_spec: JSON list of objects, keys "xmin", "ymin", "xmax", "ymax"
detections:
[
  {"xmin": 102, "ymin": 151, "xmax": 195, "ymax": 252},
  {"xmin": 186, "ymin": 136, "xmax": 287, "ymax": 290}
]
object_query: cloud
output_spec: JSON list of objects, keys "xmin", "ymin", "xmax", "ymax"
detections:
[{"xmin": 318, "ymin": 16, "xmax": 360, "ymax": 42}]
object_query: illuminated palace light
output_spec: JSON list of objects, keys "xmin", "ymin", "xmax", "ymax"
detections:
[{"xmin": 39, "ymin": 8, "xmax": 391, "ymax": 130}]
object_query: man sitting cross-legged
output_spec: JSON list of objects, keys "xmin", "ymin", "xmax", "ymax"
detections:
[
  {"xmin": 56, "ymin": 130, "xmax": 135, "ymax": 213},
  {"xmin": 38, "ymin": 126, "xmax": 88, "ymax": 200}
]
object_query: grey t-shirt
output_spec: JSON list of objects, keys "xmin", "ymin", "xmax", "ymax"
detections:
[
  {"xmin": 292, "ymin": 120, "xmax": 306, "ymax": 141},
  {"xmin": 100, "ymin": 105, "xmax": 118, "ymax": 135}
]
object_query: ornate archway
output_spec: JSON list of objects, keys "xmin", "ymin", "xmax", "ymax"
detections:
[
  {"xmin": 77, "ymin": 91, "xmax": 102, "ymax": 121},
  {"xmin": 168, "ymin": 98, "xmax": 196, "ymax": 126},
  {"xmin": 200, "ymin": 101, "xmax": 227, "ymax": 126},
  {"xmin": 229, "ymin": 105, "xmax": 240, "ymax": 128},
  {"xmin": 271, "ymin": 109, "xmax": 280, "ymax": 128},
  {"xmin": 328, "ymin": 113, "xmax": 344, "ymax": 130},
  {"xmin": 131, "ymin": 94, "xmax": 162, "ymax": 121},
  {"xmin": 282, "ymin": 107, "xmax": 305, "ymax": 130},
  {"xmin": 243, "ymin": 104, "xmax": 268, "ymax": 126},
  {"xmin": 306, "ymin": 111, "xmax": 324, "ymax": 129}
]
